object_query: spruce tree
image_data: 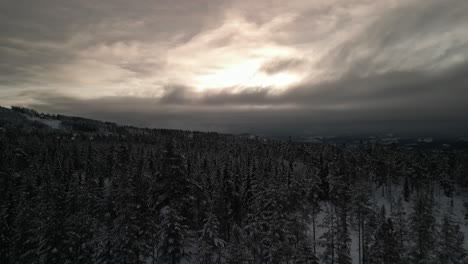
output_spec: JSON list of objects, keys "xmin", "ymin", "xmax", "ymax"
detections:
[
  {"xmin": 390, "ymin": 196, "xmax": 409, "ymax": 263},
  {"xmin": 320, "ymin": 203, "xmax": 337, "ymax": 264},
  {"xmin": 197, "ymin": 212, "xmax": 226, "ymax": 264},
  {"xmin": 368, "ymin": 218, "xmax": 401, "ymax": 264},
  {"xmin": 437, "ymin": 207, "xmax": 468, "ymax": 264},
  {"xmin": 409, "ymin": 193, "xmax": 438, "ymax": 264},
  {"xmin": 158, "ymin": 206, "xmax": 192, "ymax": 264}
]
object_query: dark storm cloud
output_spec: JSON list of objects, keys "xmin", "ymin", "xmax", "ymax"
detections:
[
  {"xmin": 26, "ymin": 60, "xmax": 468, "ymax": 136},
  {"xmin": 260, "ymin": 58, "xmax": 306, "ymax": 74},
  {"xmin": 137, "ymin": 60, "xmax": 468, "ymax": 112},
  {"xmin": 2, "ymin": 0, "xmax": 468, "ymax": 136},
  {"xmin": 159, "ymin": 85, "xmax": 193, "ymax": 105},
  {"xmin": 0, "ymin": 0, "xmax": 225, "ymax": 43},
  {"xmin": 0, "ymin": 0, "xmax": 226, "ymax": 86},
  {"xmin": 364, "ymin": 0, "xmax": 468, "ymax": 48},
  {"xmin": 323, "ymin": 0, "xmax": 468, "ymax": 76}
]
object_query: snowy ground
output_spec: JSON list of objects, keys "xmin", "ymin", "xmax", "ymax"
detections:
[
  {"xmin": 308, "ymin": 183, "xmax": 468, "ymax": 263},
  {"xmin": 26, "ymin": 116, "xmax": 61, "ymax": 129}
]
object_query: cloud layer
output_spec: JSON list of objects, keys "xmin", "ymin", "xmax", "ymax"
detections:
[{"xmin": 1, "ymin": 0, "xmax": 468, "ymax": 135}]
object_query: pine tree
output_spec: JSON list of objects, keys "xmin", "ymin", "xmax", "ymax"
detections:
[
  {"xmin": 294, "ymin": 238, "xmax": 319, "ymax": 264},
  {"xmin": 368, "ymin": 218, "xmax": 401, "ymax": 264},
  {"xmin": 464, "ymin": 200, "xmax": 468, "ymax": 220},
  {"xmin": 329, "ymin": 153, "xmax": 352, "ymax": 264},
  {"xmin": 403, "ymin": 176, "xmax": 410, "ymax": 202},
  {"xmin": 197, "ymin": 212, "xmax": 226, "ymax": 264},
  {"xmin": 409, "ymin": 193, "xmax": 438, "ymax": 264},
  {"xmin": 65, "ymin": 177, "xmax": 97, "ymax": 264},
  {"xmin": 320, "ymin": 203, "xmax": 337, "ymax": 264},
  {"xmin": 390, "ymin": 196, "xmax": 409, "ymax": 263},
  {"xmin": 362, "ymin": 204, "xmax": 379, "ymax": 264},
  {"xmin": 11, "ymin": 171, "xmax": 41, "ymax": 263},
  {"xmin": 158, "ymin": 140, "xmax": 191, "ymax": 211},
  {"xmin": 437, "ymin": 207, "xmax": 468, "ymax": 264},
  {"xmin": 35, "ymin": 153, "xmax": 72, "ymax": 264},
  {"xmin": 158, "ymin": 206, "xmax": 192, "ymax": 264},
  {"xmin": 351, "ymin": 178, "xmax": 372, "ymax": 264},
  {"xmin": 307, "ymin": 176, "xmax": 322, "ymax": 255}
]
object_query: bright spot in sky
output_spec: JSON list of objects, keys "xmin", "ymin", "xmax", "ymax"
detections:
[{"xmin": 193, "ymin": 59, "xmax": 303, "ymax": 93}]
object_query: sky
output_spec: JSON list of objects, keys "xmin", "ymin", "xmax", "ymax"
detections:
[{"xmin": 1, "ymin": 0, "xmax": 468, "ymax": 136}]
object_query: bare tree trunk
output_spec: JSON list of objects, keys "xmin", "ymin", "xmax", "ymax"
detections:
[
  {"xmin": 312, "ymin": 213, "xmax": 316, "ymax": 255},
  {"xmin": 362, "ymin": 220, "xmax": 366, "ymax": 264},
  {"xmin": 358, "ymin": 215, "xmax": 362, "ymax": 264},
  {"xmin": 331, "ymin": 211, "xmax": 335, "ymax": 264}
]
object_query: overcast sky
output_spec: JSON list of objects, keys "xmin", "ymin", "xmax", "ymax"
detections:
[{"xmin": 1, "ymin": 0, "xmax": 468, "ymax": 136}]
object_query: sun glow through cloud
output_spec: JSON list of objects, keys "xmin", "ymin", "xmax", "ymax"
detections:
[
  {"xmin": 161, "ymin": 12, "xmax": 308, "ymax": 95},
  {"xmin": 193, "ymin": 58, "xmax": 303, "ymax": 93}
]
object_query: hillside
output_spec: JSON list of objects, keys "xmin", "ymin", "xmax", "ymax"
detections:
[{"xmin": 1, "ymin": 106, "xmax": 468, "ymax": 264}]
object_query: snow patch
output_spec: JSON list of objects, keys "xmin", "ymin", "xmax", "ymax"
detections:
[
  {"xmin": 418, "ymin": 137, "xmax": 434, "ymax": 143},
  {"xmin": 26, "ymin": 116, "xmax": 61, "ymax": 129}
]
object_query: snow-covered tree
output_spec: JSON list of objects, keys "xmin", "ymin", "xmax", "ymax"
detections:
[
  {"xmin": 437, "ymin": 207, "xmax": 468, "ymax": 264},
  {"xmin": 409, "ymin": 193, "xmax": 438, "ymax": 264},
  {"xmin": 158, "ymin": 206, "xmax": 192, "ymax": 264},
  {"xmin": 197, "ymin": 213, "xmax": 225, "ymax": 264}
]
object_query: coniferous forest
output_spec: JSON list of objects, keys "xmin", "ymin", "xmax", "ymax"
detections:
[{"xmin": 1, "ymin": 106, "xmax": 468, "ymax": 264}]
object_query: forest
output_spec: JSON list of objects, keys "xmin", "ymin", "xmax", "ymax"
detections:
[{"xmin": 1, "ymin": 106, "xmax": 468, "ymax": 264}]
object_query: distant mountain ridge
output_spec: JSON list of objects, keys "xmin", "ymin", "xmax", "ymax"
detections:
[{"xmin": 2, "ymin": 106, "xmax": 468, "ymax": 150}]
